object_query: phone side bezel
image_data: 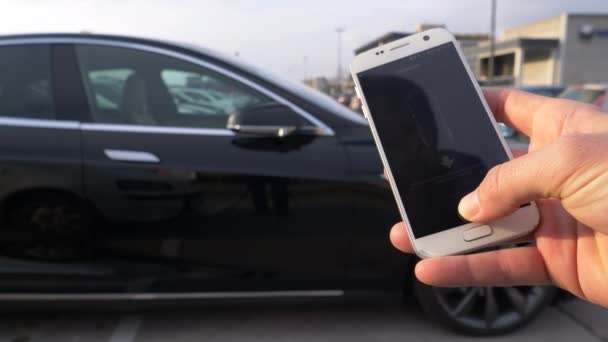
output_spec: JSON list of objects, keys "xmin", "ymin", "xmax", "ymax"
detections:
[{"xmin": 350, "ymin": 28, "xmax": 539, "ymax": 258}]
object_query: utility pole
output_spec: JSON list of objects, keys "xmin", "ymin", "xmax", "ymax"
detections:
[
  {"xmin": 335, "ymin": 27, "xmax": 345, "ymax": 94},
  {"xmin": 488, "ymin": 0, "xmax": 497, "ymax": 85},
  {"xmin": 303, "ymin": 55, "xmax": 309, "ymax": 82}
]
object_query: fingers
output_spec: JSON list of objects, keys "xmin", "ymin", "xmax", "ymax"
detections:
[
  {"xmin": 391, "ymin": 221, "xmax": 534, "ymax": 251},
  {"xmin": 483, "ymin": 88, "xmax": 604, "ymax": 141},
  {"xmin": 510, "ymin": 232, "xmax": 536, "ymax": 244},
  {"xmin": 458, "ymin": 142, "xmax": 568, "ymax": 222},
  {"xmin": 483, "ymin": 88, "xmax": 548, "ymax": 137},
  {"xmin": 392, "ymin": 221, "xmax": 552, "ymax": 288},
  {"xmin": 415, "ymin": 246, "xmax": 552, "ymax": 287},
  {"xmin": 390, "ymin": 222, "xmax": 414, "ymax": 253}
]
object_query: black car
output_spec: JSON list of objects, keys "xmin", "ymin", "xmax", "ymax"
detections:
[{"xmin": 0, "ymin": 33, "xmax": 556, "ymax": 335}]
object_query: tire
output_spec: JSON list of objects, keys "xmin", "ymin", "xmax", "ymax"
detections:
[
  {"xmin": 414, "ymin": 278, "xmax": 558, "ymax": 335},
  {"xmin": 2, "ymin": 192, "xmax": 93, "ymax": 261}
]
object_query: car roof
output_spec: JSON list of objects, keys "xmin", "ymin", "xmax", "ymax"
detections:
[
  {"xmin": 0, "ymin": 32, "xmax": 231, "ymax": 64},
  {"xmin": 0, "ymin": 32, "xmax": 194, "ymax": 48},
  {"xmin": 0, "ymin": 33, "xmax": 305, "ymax": 92},
  {"xmin": 0, "ymin": 33, "xmax": 257, "ymax": 80}
]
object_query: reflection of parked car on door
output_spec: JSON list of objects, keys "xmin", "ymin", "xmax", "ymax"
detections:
[
  {"xmin": 168, "ymin": 86, "xmax": 250, "ymax": 115},
  {"xmin": 0, "ymin": 33, "xmax": 557, "ymax": 335}
]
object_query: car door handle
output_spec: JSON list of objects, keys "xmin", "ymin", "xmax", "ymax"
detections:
[{"xmin": 104, "ymin": 149, "xmax": 160, "ymax": 163}]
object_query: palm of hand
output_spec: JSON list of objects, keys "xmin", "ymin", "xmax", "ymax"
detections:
[
  {"xmin": 534, "ymin": 199, "xmax": 608, "ymax": 307},
  {"xmin": 526, "ymin": 99, "xmax": 608, "ymax": 307}
]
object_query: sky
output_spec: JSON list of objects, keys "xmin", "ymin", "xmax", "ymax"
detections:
[{"xmin": 2, "ymin": 0, "xmax": 608, "ymax": 80}]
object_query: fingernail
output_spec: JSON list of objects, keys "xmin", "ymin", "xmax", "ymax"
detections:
[{"xmin": 458, "ymin": 192, "xmax": 480, "ymax": 220}]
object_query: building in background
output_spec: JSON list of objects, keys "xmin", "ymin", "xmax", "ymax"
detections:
[
  {"xmin": 322, "ymin": 14, "xmax": 608, "ymax": 112},
  {"xmin": 464, "ymin": 13, "xmax": 608, "ymax": 86}
]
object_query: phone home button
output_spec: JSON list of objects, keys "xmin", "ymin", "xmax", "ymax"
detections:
[{"xmin": 463, "ymin": 225, "xmax": 493, "ymax": 242}]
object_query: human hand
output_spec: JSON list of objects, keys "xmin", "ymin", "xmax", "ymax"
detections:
[{"xmin": 390, "ymin": 88, "xmax": 608, "ymax": 308}]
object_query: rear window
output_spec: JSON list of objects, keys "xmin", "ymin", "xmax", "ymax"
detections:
[{"xmin": 0, "ymin": 44, "xmax": 55, "ymax": 119}]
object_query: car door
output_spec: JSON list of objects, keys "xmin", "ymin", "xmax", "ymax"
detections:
[
  {"xmin": 74, "ymin": 42, "xmax": 352, "ymax": 293},
  {"xmin": 0, "ymin": 43, "xmax": 91, "ymax": 290}
]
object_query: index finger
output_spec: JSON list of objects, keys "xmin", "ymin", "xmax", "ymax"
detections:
[
  {"xmin": 483, "ymin": 88, "xmax": 547, "ymax": 137},
  {"xmin": 484, "ymin": 87, "xmax": 606, "ymax": 150}
]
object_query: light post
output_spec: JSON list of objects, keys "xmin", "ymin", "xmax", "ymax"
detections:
[
  {"xmin": 488, "ymin": 0, "xmax": 497, "ymax": 85},
  {"xmin": 335, "ymin": 27, "xmax": 345, "ymax": 94},
  {"xmin": 303, "ymin": 55, "xmax": 309, "ymax": 82}
]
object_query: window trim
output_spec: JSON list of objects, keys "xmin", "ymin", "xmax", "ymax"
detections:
[
  {"xmin": 0, "ymin": 116, "xmax": 79, "ymax": 130},
  {"xmin": 0, "ymin": 38, "xmax": 334, "ymax": 136},
  {"xmin": 80, "ymin": 122, "xmax": 234, "ymax": 136}
]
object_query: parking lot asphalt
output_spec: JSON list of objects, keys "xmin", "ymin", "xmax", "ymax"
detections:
[{"xmin": 0, "ymin": 299, "xmax": 605, "ymax": 342}]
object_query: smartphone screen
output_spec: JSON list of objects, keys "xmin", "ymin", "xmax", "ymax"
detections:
[{"xmin": 358, "ymin": 42, "xmax": 510, "ymax": 238}]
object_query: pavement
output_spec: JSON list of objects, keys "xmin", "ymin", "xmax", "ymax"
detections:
[{"xmin": 0, "ymin": 299, "xmax": 605, "ymax": 342}]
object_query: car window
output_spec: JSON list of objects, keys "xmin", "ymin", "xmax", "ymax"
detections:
[
  {"xmin": 0, "ymin": 44, "xmax": 55, "ymax": 120},
  {"xmin": 89, "ymin": 69, "xmax": 134, "ymax": 110},
  {"xmin": 76, "ymin": 44, "xmax": 271, "ymax": 129},
  {"xmin": 161, "ymin": 70, "xmax": 267, "ymax": 121}
]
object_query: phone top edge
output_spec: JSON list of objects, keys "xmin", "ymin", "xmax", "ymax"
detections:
[{"xmin": 351, "ymin": 28, "xmax": 457, "ymax": 75}]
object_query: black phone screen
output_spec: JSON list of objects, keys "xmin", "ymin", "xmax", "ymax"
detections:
[{"xmin": 358, "ymin": 42, "xmax": 510, "ymax": 238}]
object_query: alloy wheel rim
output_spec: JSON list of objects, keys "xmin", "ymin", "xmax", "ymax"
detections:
[
  {"xmin": 7, "ymin": 201, "xmax": 86, "ymax": 260},
  {"xmin": 28, "ymin": 204, "xmax": 82, "ymax": 236},
  {"xmin": 432, "ymin": 285, "xmax": 547, "ymax": 330}
]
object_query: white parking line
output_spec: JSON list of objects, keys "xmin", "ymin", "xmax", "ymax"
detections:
[{"xmin": 108, "ymin": 315, "xmax": 142, "ymax": 342}]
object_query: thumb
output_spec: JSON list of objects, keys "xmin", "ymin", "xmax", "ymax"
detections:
[{"xmin": 458, "ymin": 141, "xmax": 571, "ymax": 222}]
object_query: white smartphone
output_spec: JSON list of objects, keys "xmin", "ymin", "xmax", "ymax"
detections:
[{"xmin": 351, "ymin": 28, "xmax": 539, "ymax": 258}]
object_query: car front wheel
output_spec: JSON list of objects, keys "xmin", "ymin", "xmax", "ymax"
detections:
[
  {"xmin": 414, "ymin": 279, "xmax": 558, "ymax": 335},
  {"xmin": 2, "ymin": 193, "xmax": 93, "ymax": 261}
]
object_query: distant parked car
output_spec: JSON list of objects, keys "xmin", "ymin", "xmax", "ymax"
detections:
[
  {"xmin": 336, "ymin": 93, "xmax": 352, "ymax": 107},
  {"xmin": 169, "ymin": 87, "xmax": 234, "ymax": 115},
  {"xmin": 348, "ymin": 94, "xmax": 363, "ymax": 114},
  {"xmin": 518, "ymin": 86, "xmax": 565, "ymax": 98},
  {"xmin": 0, "ymin": 33, "xmax": 556, "ymax": 335},
  {"xmin": 559, "ymin": 83, "xmax": 608, "ymax": 110}
]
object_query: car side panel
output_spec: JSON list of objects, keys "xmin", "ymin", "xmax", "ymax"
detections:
[
  {"xmin": 0, "ymin": 122, "xmax": 83, "ymax": 210},
  {"xmin": 339, "ymin": 129, "xmax": 413, "ymax": 293}
]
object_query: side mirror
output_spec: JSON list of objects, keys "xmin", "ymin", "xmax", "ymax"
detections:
[{"xmin": 226, "ymin": 102, "xmax": 328, "ymax": 138}]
